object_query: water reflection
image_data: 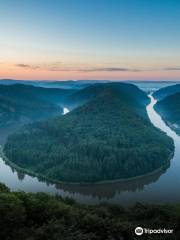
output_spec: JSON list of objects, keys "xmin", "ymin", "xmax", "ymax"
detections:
[{"xmin": 54, "ymin": 167, "xmax": 168, "ymax": 199}]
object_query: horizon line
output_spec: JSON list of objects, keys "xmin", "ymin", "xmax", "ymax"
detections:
[{"xmin": 0, "ymin": 79, "xmax": 180, "ymax": 82}]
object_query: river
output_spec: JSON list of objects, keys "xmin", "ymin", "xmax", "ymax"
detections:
[
  {"xmin": 0, "ymin": 96, "xmax": 180, "ymax": 205},
  {"xmin": 63, "ymin": 107, "xmax": 70, "ymax": 115}
]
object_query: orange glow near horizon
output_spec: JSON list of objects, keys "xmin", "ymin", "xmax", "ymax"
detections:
[
  {"xmin": 0, "ymin": 62, "xmax": 180, "ymax": 81},
  {"xmin": 0, "ymin": 1, "xmax": 180, "ymax": 81}
]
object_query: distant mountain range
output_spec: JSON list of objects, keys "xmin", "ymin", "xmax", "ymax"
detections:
[
  {"xmin": 4, "ymin": 83, "xmax": 173, "ymax": 183},
  {"xmin": 0, "ymin": 79, "xmax": 111, "ymax": 89},
  {"xmin": 1, "ymin": 79, "xmax": 179, "ymax": 91}
]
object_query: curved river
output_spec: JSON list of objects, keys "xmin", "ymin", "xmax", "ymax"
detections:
[{"xmin": 0, "ymin": 96, "xmax": 180, "ymax": 205}]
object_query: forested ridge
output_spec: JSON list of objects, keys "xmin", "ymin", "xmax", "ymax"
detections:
[
  {"xmin": 65, "ymin": 82, "xmax": 149, "ymax": 111},
  {"xmin": 155, "ymin": 92, "xmax": 180, "ymax": 135},
  {"xmin": 0, "ymin": 84, "xmax": 75, "ymax": 126},
  {"xmin": 0, "ymin": 84, "xmax": 76, "ymax": 104},
  {"xmin": 0, "ymin": 94, "xmax": 59, "ymax": 125},
  {"xmin": 153, "ymin": 84, "xmax": 180, "ymax": 100},
  {"xmin": 4, "ymin": 83, "xmax": 174, "ymax": 183}
]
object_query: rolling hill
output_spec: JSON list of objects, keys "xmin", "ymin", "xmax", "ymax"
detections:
[
  {"xmin": 153, "ymin": 84, "xmax": 180, "ymax": 100},
  {"xmin": 64, "ymin": 82, "xmax": 149, "ymax": 113},
  {"xmin": 4, "ymin": 83, "xmax": 173, "ymax": 183},
  {"xmin": 155, "ymin": 92, "xmax": 180, "ymax": 134},
  {"xmin": 0, "ymin": 84, "xmax": 76, "ymax": 125},
  {"xmin": 0, "ymin": 79, "xmax": 110, "ymax": 89}
]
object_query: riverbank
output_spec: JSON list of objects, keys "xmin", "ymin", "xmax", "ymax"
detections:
[
  {"xmin": 0, "ymin": 145, "xmax": 173, "ymax": 186},
  {"xmin": 160, "ymin": 118, "xmax": 180, "ymax": 136}
]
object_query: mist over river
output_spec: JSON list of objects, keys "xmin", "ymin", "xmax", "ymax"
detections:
[{"xmin": 0, "ymin": 95, "xmax": 180, "ymax": 205}]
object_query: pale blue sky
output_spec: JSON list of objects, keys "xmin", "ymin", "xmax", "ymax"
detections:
[{"xmin": 0, "ymin": 0, "xmax": 180, "ymax": 80}]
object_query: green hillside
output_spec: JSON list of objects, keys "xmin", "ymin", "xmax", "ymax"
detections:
[
  {"xmin": 155, "ymin": 92, "xmax": 180, "ymax": 135},
  {"xmin": 0, "ymin": 83, "xmax": 76, "ymax": 105},
  {"xmin": 65, "ymin": 82, "xmax": 149, "ymax": 112},
  {"xmin": 0, "ymin": 84, "xmax": 75, "ymax": 127},
  {"xmin": 4, "ymin": 83, "xmax": 173, "ymax": 183},
  {"xmin": 153, "ymin": 84, "xmax": 180, "ymax": 100}
]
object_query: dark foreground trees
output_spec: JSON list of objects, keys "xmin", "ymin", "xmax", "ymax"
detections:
[{"xmin": 0, "ymin": 183, "xmax": 179, "ymax": 240}]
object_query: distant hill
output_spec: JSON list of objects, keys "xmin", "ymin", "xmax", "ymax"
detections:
[
  {"xmin": 0, "ymin": 84, "xmax": 75, "ymax": 127},
  {"xmin": 4, "ymin": 83, "xmax": 173, "ymax": 183},
  {"xmin": 155, "ymin": 92, "xmax": 180, "ymax": 134},
  {"xmin": 64, "ymin": 84, "xmax": 110, "ymax": 110},
  {"xmin": 0, "ymin": 83, "xmax": 75, "ymax": 102},
  {"xmin": 0, "ymin": 79, "xmax": 111, "ymax": 89},
  {"xmin": 0, "ymin": 79, "xmax": 32, "ymax": 85},
  {"xmin": 64, "ymin": 83, "xmax": 149, "ymax": 113},
  {"xmin": 153, "ymin": 84, "xmax": 180, "ymax": 100},
  {"xmin": 40, "ymin": 80, "xmax": 111, "ymax": 89},
  {"xmin": 129, "ymin": 81, "xmax": 179, "ymax": 93}
]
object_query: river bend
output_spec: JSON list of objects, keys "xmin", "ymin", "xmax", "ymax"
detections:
[{"xmin": 0, "ymin": 96, "xmax": 180, "ymax": 205}]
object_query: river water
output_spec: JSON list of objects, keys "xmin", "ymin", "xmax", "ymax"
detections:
[
  {"xmin": 0, "ymin": 96, "xmax": 180, "ymax": 205},
  {"xmin": 63, "ymin": 107, "xmax": 70, "ymax": 115}
]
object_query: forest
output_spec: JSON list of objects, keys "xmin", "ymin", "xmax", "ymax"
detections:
[
  {"xmin": 153, "ymin": 84, "xmax": 180, "ymax": 100},
  {"xmin": 0, "ymin": 182, "xmax": 178, "ymax": 240},
  {"xmin": 4, "ymin": 83, "xmax": 174, "ymax": 183},
  {"xmin": 0, "ymin": 84, "xmax": 76, "ymax": 127},
  {"xmin": 155, "ymin": 92, "xmax": 180, "ymax": 135}
]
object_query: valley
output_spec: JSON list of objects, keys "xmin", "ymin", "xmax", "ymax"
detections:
[
  {"xmin": 1, "ymin": 2, "xmax": 179, "ymax": 238},
  {"xmin": 0, "ymin": 81, "xmax": 179, "ymax": 206},
  {"xmin": 3, "ymin": 83, "xmax": 173, "ymax": 183}
]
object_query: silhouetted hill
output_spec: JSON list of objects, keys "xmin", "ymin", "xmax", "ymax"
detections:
[
  {"xmin": 155, "ymin": 92, "xmax": 180, "ymax": 134},
  {"xmin": 4, "ymin": 83, "xmax": 173, "ymax": 183},
  {"xmin": 153, "ymin": 84, "xmax": 180, "ymax": 100}
]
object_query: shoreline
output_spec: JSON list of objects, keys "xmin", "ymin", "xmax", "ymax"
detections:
[
  {"xmin": 153, "ymin": 105, "xmax": 180, "ymax": 136},
  {"xmin": 0, "ymin": 145, "xmax": 173, "ymax": 186},
  {"xmin": 161, "ymin": 119, "xmax": 180, "ymax": 136}
]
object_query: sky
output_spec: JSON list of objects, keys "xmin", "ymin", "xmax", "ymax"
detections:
[{"xmin": 0, "ymin": 0, "xmax": 180, "ymax": 81}]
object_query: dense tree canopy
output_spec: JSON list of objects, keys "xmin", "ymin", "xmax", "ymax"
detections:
[
  {"xmin": 0, "ymin": 84, "xmax": 75, "ymax": 127},
  {"xmin": 4, "ymin": 83, "xmax": 174, "ymax": 183},
  {"xmin": 65, "ymin": 82, "xmax": 150, "ymax": 111},
  {"xmin": 0, "ymin": 182, "xmax": 179, "ymax": 240},
  {"xmin": 155, "ymin": 92, "xmax": 180, "ymax": 135},
  {"xmin": 153, "ymin": 84, "xmax": 180, "ymax": 100}
]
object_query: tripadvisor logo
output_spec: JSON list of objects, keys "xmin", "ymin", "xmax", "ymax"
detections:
[
  {"xmin": 135, "ymin": 227, "xmax": 174, "ymax": 236},
  {"xmin": 135, "ymin": 227, "xmax": 143, "ymax": 236}
]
